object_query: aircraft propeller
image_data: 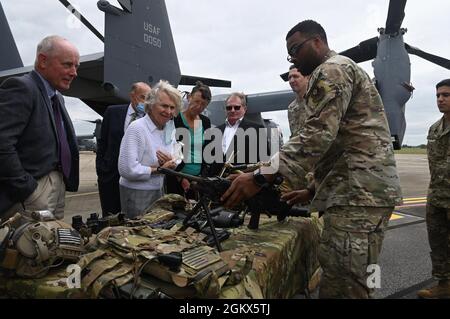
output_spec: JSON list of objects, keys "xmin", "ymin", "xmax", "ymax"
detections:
[
  {"xmin": 278, "ymin": 0, "xmax": 449, "ymax": 149},
  {"xmin": 384, "ymin": 0, "xmax": 407, "ymax": 34},
  {"xmin": 405, "ymin": 44, "xmax": 450, "ymax": 70},
  {"xmin": 340, "ymin": 0, "xmax": 449, "ymax": 70}
]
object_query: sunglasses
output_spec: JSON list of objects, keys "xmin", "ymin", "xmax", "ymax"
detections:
[{"xmin": 226, "ymin": 105, "xmax": 242, "ymax": 111}]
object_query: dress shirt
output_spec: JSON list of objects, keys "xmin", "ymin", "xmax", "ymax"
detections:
[{"xmin": 222, "ymin": 117, "xmax": 243, "ymax": 154}]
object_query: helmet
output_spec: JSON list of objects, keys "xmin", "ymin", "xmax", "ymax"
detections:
[{"xmin": 0, "ymin": 212, "xmax": 85, "ymax": 278}]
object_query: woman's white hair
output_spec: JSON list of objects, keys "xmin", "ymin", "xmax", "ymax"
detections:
[{"xmin": 145, "ymin": 80, "xmax": 182, "ymax": 114}]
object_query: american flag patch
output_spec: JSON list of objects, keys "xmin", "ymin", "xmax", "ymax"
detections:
[{"xmin": 57, "ymin": 228, "xmax": 82, "ymax": 246}]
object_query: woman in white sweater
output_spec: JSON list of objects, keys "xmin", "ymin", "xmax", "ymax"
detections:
[{"xmin": 118, "ymin": 80, "xmax": 182, "ymax": 218}]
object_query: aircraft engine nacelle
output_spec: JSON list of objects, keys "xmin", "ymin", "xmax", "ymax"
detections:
[{"xmin": 373, "ymin": 30, "xmax": 413, "ymax": 149}]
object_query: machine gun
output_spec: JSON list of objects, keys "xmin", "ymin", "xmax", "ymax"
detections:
[
  {"xmin": 246, "ymin": 186, "xmax": 310, "ymax": 230},
  {"xmin": 158, "ymin": 168, "xmax": 231, "ymax": 251},
  {"xmin": 158, "ymin": 168, "xmax": 231, "ymax": 203},
  {"xmin": 158, "ymin": 168, "xmax": 310, "ymax": 233}
]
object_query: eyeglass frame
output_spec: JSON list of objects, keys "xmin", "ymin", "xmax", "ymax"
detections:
[
  {"xmin": 225, "ymin": 105, "xmax": 242, "ymax": 111},
  {"xmin": 287, "ymin": 37, "xmax": 315, "ymax": 63}
]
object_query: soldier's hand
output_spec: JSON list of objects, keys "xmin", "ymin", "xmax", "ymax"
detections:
[
  {"xmin": 281, "ymin": 189, "xmax": 312, "ymax": 206},
  {"xmin": 181, "ymin": 178, "xmax": 190, "ymax": 192},
  {"xmin": 226, "ymin": 173, "xmax": 240, "ymax": 181},
  {"xmin": 221, "ymin": 172, "xmax": 261, "ymax": 208}
]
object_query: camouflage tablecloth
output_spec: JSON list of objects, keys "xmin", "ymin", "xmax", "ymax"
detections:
[
  {"xmin": 0, "ymin": 214, "xmax": 322, "ymax": 299},
  {"xmin": 219, "ymin": 215, "xmax": 322, "ymax": 298}
]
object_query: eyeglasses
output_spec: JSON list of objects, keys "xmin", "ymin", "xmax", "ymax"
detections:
[
  {"xmin": 226, "ymin": 105, "xmax": 242, "ymax": 111},
  {"xmin": 287, "ymin": 37, "xmax": 315, "ymax": 63}
]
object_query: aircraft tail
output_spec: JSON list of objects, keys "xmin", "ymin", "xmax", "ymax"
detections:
[
  {"xmin": 99, "ymin": 0, "xmax": 181, "ymax": 99},
  {"xmin": 0, "ymin": 2, "xmax": 23, "ymax": 71}
]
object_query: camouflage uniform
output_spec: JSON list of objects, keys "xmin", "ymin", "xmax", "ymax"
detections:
[
  {"xmin": 426, "ymin": 117, "xmax": 450, "ymax": 280},
  {"xmin": 282, "ymin": 97, "xmax": 312, "ymax": 192},
  {"xmin": 287, "ymin": 97, "xmax": 307, "ymax": 138},
  {"xmin": 278, "ymin": 51, "xmax": 402, "ymax": 298}
]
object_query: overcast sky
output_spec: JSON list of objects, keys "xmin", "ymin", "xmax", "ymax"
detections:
[{"xmin": 2, "ymin": 0, "xmax": 449, "ymax": 145}]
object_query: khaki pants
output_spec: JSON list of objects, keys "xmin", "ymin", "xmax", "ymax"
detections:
[
  {"xmin": 4, "ymin": 171, "xmax": 65, "ymax": 220},
  {"xmin": 318, "ymin": 206, "xmax": 393, "ymax": 299}
]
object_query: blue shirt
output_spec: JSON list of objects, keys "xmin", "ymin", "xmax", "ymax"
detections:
[{"xmin": 35, "ymin": 70, "xmax": 57, "ymax": 100}]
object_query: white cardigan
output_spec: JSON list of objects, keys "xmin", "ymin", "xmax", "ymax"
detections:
[{"xmin": 118, "ymin": 115, "xmax": 178, "ymax": 190}]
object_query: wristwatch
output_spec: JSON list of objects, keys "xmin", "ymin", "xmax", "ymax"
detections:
[{"xmin": 253, "ymin": 169, "xmax": 270, "ymax": 188}]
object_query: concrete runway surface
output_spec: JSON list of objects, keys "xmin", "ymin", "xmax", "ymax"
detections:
[{"xmin": 64, "ymin": 152, "xmax": 434, "ymax": 299}]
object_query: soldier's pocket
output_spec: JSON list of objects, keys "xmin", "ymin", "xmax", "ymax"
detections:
[
  {"xmin": 346, "ymin": 232, "xmax": 370, "ymax": 279},
  {"xmin": 318, "ymin": 225, "xmax": 365, "ymax": 278},
  {"xmin": 367, "ymin": 230, "xmax": 383, "ymax": 266},
  {"xmin": 427, "ymin": 137, "xmax": 445, "ymax": 160}
]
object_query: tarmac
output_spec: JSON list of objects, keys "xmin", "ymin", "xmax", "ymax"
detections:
[
  {"xmin": 63, "ymin": 152, "xmax": 100, "ymax": 223},
  {"xmin": 64, "ymin": 152, "xmax": 435, "ymax": 299}
]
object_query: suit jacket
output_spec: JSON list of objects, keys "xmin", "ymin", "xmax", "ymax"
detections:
[
  {"xmin": 208, "ymin": 117, "xmax": 269, "ymax": 176},
  {"xmin": 0, "ymin": 70, "xmax": 79, "ymax": 214},
  {"xmin": 96, "ymin": 104, "xmax": 128, "ymax": 183}
]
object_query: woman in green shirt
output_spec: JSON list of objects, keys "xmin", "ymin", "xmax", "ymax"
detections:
[{"xmin": 166, "ymin": 81, "xmax": 212, "ymax": 198}]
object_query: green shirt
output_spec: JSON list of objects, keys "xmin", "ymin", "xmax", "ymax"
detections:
[{"xmin": 180, "ymin": 113, "xmax": 203, "ymax": 176}]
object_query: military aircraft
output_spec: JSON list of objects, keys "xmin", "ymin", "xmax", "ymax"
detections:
[
  {"xmin": 73, "ymin": 119, "xmax": 102, "ymax": 152},
  {"xmin": 338, "ymin": 0, "xmax": 450, "ymax": 149},
  {"xmin": 208, "ymin": 0, "xmax": 450, "ymax": 150},
  {"xmin": 2, "ymin": 0, "xmax": 449, "ymax": 150},
  {"xmin": 0, "ymin": 0, "xmax": 231, "ymax": 115}
]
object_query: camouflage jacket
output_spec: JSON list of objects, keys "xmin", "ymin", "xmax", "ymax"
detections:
[
  {"xmin": 279, "ymin": 51, "xmax": 402, "ymax": 211},
  {"xmin": 287, "ymin": 97, "xmax": 307, "ymax": 138},
  {"xmin": 427, "ymin": 116, "xmax": 450, "ymax": 207}
]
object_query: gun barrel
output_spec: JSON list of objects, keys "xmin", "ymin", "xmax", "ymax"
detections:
[{"xmin": 157, "ymin": 167, "xmax": 204, "ymax": 183}]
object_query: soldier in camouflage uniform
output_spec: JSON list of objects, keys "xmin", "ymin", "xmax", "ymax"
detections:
[
  {"xmin": 221, "ymin": 20, "xmax": 402, "ymax": 298},
  {"xmin": 281, "ymin": 65, "xmax": 313, "ymax": 205},
  {"xmin": 417, "ymin": 79, "xmax": 450, "ymax": 299},
  {"xmin": 287, "ymin": 65, "xmax": 309, "ymax": 138}
]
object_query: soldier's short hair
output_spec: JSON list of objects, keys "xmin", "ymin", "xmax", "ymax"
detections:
[
  {"xmin": 286, "ymin": 20, "xmax": 328, "ymax": 45},
  {"xmin": 191, "ymin": 81, "xmax": 212, "ymax": 103},
  {"xmin": 436, "ymin": 79, "xmax": 450, "ymax": 89}
]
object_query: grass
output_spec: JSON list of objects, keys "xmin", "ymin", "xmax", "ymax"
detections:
[{"xmin": 394, "ymin": 147, "xmax": 427, "ymax": 155}]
